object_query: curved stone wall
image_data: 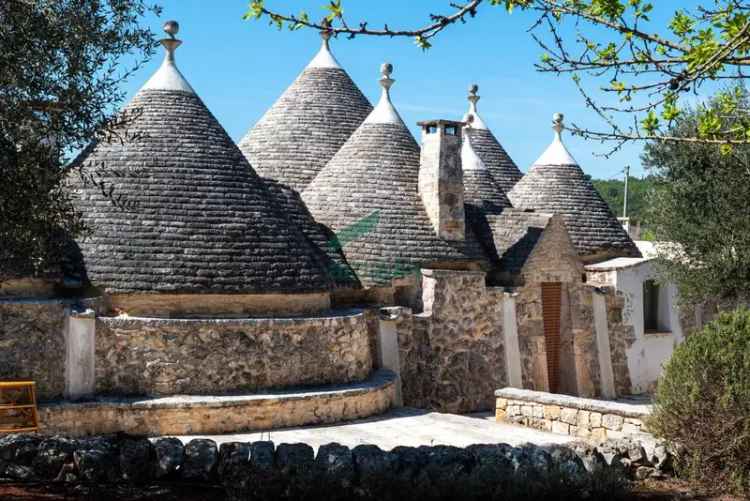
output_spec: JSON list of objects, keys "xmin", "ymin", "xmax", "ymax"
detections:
[
  {"xmin": 39, "ymin": 370, "xmax": 396, "ymax": 436},
  {"xmin": 95, "ymin": 309, "xmax": 373, "ymax": 396}
]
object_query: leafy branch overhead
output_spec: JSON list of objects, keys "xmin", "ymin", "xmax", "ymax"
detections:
[{"xmin": 245, "ymin": 0, "xmax": 750, "ymax": 148}]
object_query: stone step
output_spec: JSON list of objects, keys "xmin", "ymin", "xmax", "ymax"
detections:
[{"xmin": 37, "ymin": 370, "xmax": 397, "ymax": 437}]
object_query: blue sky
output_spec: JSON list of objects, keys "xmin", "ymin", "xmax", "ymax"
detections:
[{"xmin": 120, "ymin": 1, "xmax": 701, "ymax": 179}]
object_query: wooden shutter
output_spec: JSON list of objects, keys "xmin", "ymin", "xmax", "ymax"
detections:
[{"xmin": 541, "ymin": 282, "xmax": 562, "ymax": 393}]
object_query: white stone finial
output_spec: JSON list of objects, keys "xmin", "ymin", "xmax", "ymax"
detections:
[
  {"xmin": 306, "ymin": 27, "xmax": 342, "ymax": 69},
  {"xmin": 463, "ymin": 83, "xmax": 488, "ymax": 130},
  {"xmin": 363, "ymin": 62, "xmax": 403, "ymax": 125},
  {"xmin": 379, "ymin": 63, "xmax": 394, "ymax": 92},
  {"xmin": 163, "ymin": 20, "xmax": 180, "ymax": 38},
  {"xmin": 552, "ymin": 112, "xmax": 564, "ymax": 138},
  {"xmin": 140, "ymin": 20, "xmax": 195, "ymax": 93},
  {"xmin": 532, "ymin": 111, "xmax": 578, "ymax": 166}
]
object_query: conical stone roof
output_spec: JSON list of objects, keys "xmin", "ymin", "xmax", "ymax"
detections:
[
  {"xmin": 462, "ymin": 85, "xmax": 523, "ymax": 193},
  {"xmin": 508, "ymin": 113, "xmax": 640, "ymax": 261},
  {"xmin": 238, "ymin": 32, "xmax": 373, "ymax": 192},
  {"xmin": 462, "ymin": 127, "xmax": 512, "ymax": 214},
  {"xmin": 302, "ymin": 64, "xmax": 486, "ymax": 287},
  {"xmin": 69, "ymin": 24, "xmax": 332, "ymax": 294}
]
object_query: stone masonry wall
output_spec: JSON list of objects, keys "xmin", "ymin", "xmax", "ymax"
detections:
[
  {"xmin": 0, "ymin": 300, "xmax": 68, "ymax": 401},
  {"xmin": 95, "ymin": 310, "xmax": 372, "ymax": 396},
  {"xmin": 605, "ymin": 293, "xmax": 637, "ymax": 396},
  {"xmin": 397, "ymin": 270, "xmax": 506, "ymax": 413},
  {"xmin": 512, "ymin": 216, "xmax": 630, "ymax": 398},
  {"xmin": 496, "ymin": 388, "xmax": 650, "ymax": 442}
]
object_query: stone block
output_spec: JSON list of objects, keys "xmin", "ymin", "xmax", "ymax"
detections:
[
  {"xmin": 542, "ymin": 419, "xmax": 553, "ymax": 432},
  {"xmin": 495, "ymin": 409, "xmax": 507, "ymax": 421},
  {"xmin": 507, "ymin": 405, "xmax": 520, "ymax": 417},
  {"xmin": 602, "ymin": 414, "xmax": 624, "ymax": 431},
  {"xmin": 589, "ymin": 412, "xmax": 602, "ymax": 428},
  {"xmin": 560, "ymin": 408, "xmax": 579, "ymax": 425},
  {"xmin": 495, "ymin": 398, "xmax": 508, "ymax": 410},
  {"xmin": 552, "ymin": 421, "xmax": 570, "ymax": 435},
  {"xmin": 577, "ymin": 410, "xmax": 590, "ymax": 428},
  {"xmin": 622, "ymin": 422, "xmax": 641, "ymax": 435},
  {"xmin": 521, "ymin": 405, "xmax": 533, "ymax": 417},
  {"xmin": 590, "ymin": 428, "xmax": 608, "ymax": 442},
  {"xmin": 543, "ymin": 405, "xmax": 561, "ymax": 420},
  {"xmin": 532, "ymin": 406, "xmax": 544, "ymax": 418}
]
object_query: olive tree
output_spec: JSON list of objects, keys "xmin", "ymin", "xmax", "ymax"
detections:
[{"xmin": 0, "ymin": 0, "xmax": 158, "ymax": 279}]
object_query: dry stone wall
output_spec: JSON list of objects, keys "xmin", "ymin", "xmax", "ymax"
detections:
[
  {"xmin": 495, "ymin": 388, "xmax": 651, "ymax": 442},
  {"xmin": 0, "ymin": 300, "xmax": 68, "ymax": 400},
  {"xmin": 396, "ymin": 270, "xmax": 506, "ymax": 413},
  {"xmin": 0, "ymin": 433, "xmax": 644, "ymax": 500},
  {"xmin": 95, "ymin": 310, "xmax": 372, "ymax": 396}
]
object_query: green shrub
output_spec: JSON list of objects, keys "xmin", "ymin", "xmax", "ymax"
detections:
[{"xmin": 650, "ymin": 307, "xmax": 750, "ymax": 495}]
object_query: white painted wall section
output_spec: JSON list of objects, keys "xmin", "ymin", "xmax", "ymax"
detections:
[
  {"xmin": 377, "ymin": 307, "xmax": 404, "ymax": 406},
  {"xmin": 64, "ymin": 308, "xmax": 96, "ymax": 401},
  {"xmin": 502, "ymin": 293, "xmax": 523, "ymax": 388},
  {"xmin": 592, "ymin": 292, "xmax": 617, "ymax": 399}
]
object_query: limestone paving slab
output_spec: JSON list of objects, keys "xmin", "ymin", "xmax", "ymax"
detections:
[{"xmin": 167, "ymin": 407, "xmax": 575, "ymax": 452}]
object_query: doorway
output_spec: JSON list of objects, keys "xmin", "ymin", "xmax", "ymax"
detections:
[{"xmin": 541, "ymin": 282, "xmax": 562, "ymax": 393}]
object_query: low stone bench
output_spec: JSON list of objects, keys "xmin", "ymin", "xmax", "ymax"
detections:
[{"xmin": 495, "ymin": 388, "xmax": 652, "ymax": 441}]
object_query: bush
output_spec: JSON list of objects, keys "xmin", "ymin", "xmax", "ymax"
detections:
[{"xmin": 650, "ymin": 307, "xmax": 750, "ymax": 495}]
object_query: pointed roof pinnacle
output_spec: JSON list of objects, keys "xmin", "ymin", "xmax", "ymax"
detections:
[
  {"xmin": 532, "ymin": 112, "xmax": 578, "ymax": 166},
  {"xmin": 462, "ymin": 84, "xmax": 488, "ymax": 130},
  {"xmin": 141, "ymin": 20, "xmax": 195, "ymax": 94},
  {"xmin": 306, "ymin": 29, "xmax": 343, "ymax": 69},
  {"xmin": 363, "ymin": 62, "xmax": 404, "ymax": 125}
]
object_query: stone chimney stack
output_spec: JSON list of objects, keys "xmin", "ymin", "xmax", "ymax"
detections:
[{"xmin": 417, "ymin": 119, "xmax": 466, "ymax": 241}]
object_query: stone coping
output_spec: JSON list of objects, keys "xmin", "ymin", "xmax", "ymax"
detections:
[
  {"xmin": 38, "ymin": 371, "xmax": 397, "ymax": 436},
  {"xmin": 495, "ymin": 388, "xmax": 651, "ymax": 419},
  {"xmin": 99, "ymin": 307, "xmax": 365, "ymax": 323},
  {"xmin": 40, "ymin": 370, "xmax": 397, "ymax": 411}
]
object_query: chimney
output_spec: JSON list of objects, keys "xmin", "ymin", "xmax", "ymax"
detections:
[{"xmin": 417, "ymin": 119, "xmax": 466, "ymax": 241}]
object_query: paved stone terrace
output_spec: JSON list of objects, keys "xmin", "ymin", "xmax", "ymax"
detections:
[{"xmin": 168, "ymin": 407, "xmax": 575, "ymax": 451}]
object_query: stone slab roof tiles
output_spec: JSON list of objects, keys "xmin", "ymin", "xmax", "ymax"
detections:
[
  {"xmin": 463, "ymin": 85, "xmax": 523, "ymax": 193},
  {"xmin": 302, "ymin": 65, "xmax": 486, "ymax": 287},
  {"xmin": 68, "ymin": 25, "xmax": 333, "ymax": 295},
  {"xmin": 508, "ymin": 114, "xmax": 640, "ymax": 261},
  {"xmin": 238, "ymin": 33, "xmax": 373, "ymax": 192},
  {"xmin": 488, "ymin": 210, "xmax": 553, "ymax": 275}
]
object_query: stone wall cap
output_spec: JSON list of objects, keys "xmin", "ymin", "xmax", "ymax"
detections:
[
  {"xmin": 421, "ymin": 268, "xmax": 487, "ymax": 277},
  {"xmin": 585, "ymin": 256, "xmax": 653, "ymax": 271},
  {"xmin": 97, "ymin": 307, "xmax": 365, "ymax": 324},
  {"xmin": 41, "ymin": 369, "xmax": 397, "ymax": 411},
  {"xmin": 495, "ymin": 387, "xmax": 652, "ymax": 418}
]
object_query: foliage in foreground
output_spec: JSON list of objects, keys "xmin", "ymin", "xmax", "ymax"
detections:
[
  {"xmin": 649, "ymin": 308, "xmax": 750, "ymax": 496},
  {"xmin": 0, "ymin": 0, "xmax": 158, "ymax": 279},
  {"xmin": 642, "ymin": 86, "xmax": 750, "ymax": 305}
]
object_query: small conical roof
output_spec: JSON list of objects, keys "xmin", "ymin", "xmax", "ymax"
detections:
[
  {"xmin": 69, "ymin": 23, "xmax": 333, "ymax": 294},
  {"xmin": 508, "ymin": 113, "xmax": 640, "ymax": 261},
  {"xmin": 462, "ymin": 85, "xmax": 523, "ymax": 192},
  {"xmin": 303, "ymin": 64, "xmax": 486, "ymax": 287},
  {"xmin": 238, "ymin": 32, "xmax": 373, "ymax": 192}
]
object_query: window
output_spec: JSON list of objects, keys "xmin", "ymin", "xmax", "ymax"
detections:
[
  {"xmin": 445, "ymin": 125, "xmax": 457, "ymax": 136},
  {"xmin": 427, "ymin": 125, "xmax": 438, "ymax": 134},
  {"xmin": 643, "ymin": 279, "xmax": 659, "ymax": 332}
]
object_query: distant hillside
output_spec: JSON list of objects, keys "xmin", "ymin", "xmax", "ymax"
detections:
[{"xmin": 592, "ymin": 176, "xmax": 654, "ymax": 224}]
